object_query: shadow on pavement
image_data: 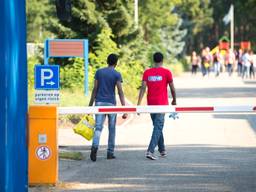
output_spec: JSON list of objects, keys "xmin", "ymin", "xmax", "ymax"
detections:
[
  {"xmin": 30, "ymin": 144, "xmax": 256, "ymax": 192},
  {"xmin": 213, "ymin": 113, "xmax": 256, "ymax": 134},
  {"xmin": 243, "ymin": 81, "xmax": 256, "ymax": 85}
]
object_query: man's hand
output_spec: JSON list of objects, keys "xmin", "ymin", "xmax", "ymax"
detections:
[
  {"xmin": 122, "ymin": 113, "xmax": 128, "ymax": 119},
  {"xmin": 171, "ymin": 100, "xmax": 176, "ymax": 105}
]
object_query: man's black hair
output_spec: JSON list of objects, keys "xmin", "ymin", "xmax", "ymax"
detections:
[
  {"xmin": 153, "ymin": 52, "xmax": 163, "ymax": 63},
  {"xmin": 107, "ymin": 53, "xmax": 118, "ymax": 66}
]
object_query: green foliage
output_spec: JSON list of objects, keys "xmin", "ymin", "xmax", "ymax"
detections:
[
  {"xmin": 60, "ymin": 58, "xmax": 84, "ymax": 89},
  {"xmin": 180, "ymin": 0, "xmax": 213, "ymax": 34},
  {"xmin": 139, "ymin": 0, "xmax": 180, "ymax": 44},
  {"xmin": 26, "ymin": 0, "xmax": 55, "ymax": 42},
  {"xmin": 107, "ymin": 6, "xmax": 133, "ymax": 38},
  {"xmin": 27, "ymin": 56, "xmax": 40, "ymax": 88},
  {"xmin": 89, "ymin": 27, "xmax": 120, "ymax": 87},
  {"xmin": 27, "ymin": 0, "xmax": 189, "ymax": 103},
  {"xmin": 59, "ymin": 151, "xmax": 83, "ymax": 160},
  {"xmin": 161, "ymin": 18, "xmax": 187, "ymax": 61},
  {"xmin": 59, "ymin": 89, "xmax": 90, "ymax": 106},
  {"xmin": 166, "ymin": 61, "xmax": 184, "ymax": 76},
  {"xmin": 176, "ymin": 0, "xmax": 213, "ymax": 53},
  {"xmin": 90, "ymin": 27, "xmax": 119, "ymax": 69},
  {"xmin": 210, "ymin": 0, "xmax": 256, "ymax": 49}
]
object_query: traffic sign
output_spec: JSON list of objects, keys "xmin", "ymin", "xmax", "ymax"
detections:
[{"xmin": 35, "ymin": 65, "xmax": 60, "ymax": 90}]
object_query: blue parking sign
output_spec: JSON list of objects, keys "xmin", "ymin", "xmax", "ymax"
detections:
[{"xmin": 35, "ymin": 65, "xmax": 60, "ymax": 90}]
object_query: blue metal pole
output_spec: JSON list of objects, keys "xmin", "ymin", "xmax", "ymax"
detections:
[
  {"xmin": 44, "ymin": 39, "xmax": 49, "ymax": 65},
  {"xmin": 84, "ymin": 40, "xmax": 89, "ymax": 96},
  {"xmin": 0, "ymin": 0, "xmax": 28, "ymax": 191}
]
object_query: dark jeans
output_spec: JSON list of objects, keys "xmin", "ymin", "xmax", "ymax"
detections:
[
  {"xmin": 227, "ymin": 63, "xmax": 232, "ymax": 76},
  {"xmin": 147, "ymin": 113, "xmax": 165, "ymax": 153},
  {"xmin": 192, "ymin": 65, "xmax": 198, "ymax": 74}
]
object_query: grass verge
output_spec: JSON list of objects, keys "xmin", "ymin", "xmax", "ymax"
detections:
[{"xmin": 59, "ymin": 151, "xmax": 84, "ymax": 160}]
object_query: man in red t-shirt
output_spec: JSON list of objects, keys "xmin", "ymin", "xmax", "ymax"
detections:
[{"xmin": 137, "ymin": 52, "xmax": 176, "ymax": 160}]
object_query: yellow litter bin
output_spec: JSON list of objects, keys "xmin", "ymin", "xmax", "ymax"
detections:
[{"xmin": 28, "ymin": 105, "xmax": 58, "ymax": 185}]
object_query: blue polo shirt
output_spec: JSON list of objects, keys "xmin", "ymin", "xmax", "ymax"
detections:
[{"xmin": 95, "ymin": 67, "xmax": 122, "ymax": 105}]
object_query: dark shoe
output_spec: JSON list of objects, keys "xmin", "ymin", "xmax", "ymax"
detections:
[
  {"xmin": 107, "ymin": 153, "xmax": 116, "ymax": 160},
  {"xmin": 90, "ymin": 147, "xmax": 97, "ymax": 162},
  {"xmin": 159, "ymin": 150, "xmax": 167, "ymax": 157}
]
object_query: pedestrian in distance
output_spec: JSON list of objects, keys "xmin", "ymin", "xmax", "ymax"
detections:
[
  {"xmin": 242, "ymin": 49, "xmax": 251, "ymax": 79},
  {"xmin": 225, "ymin": 49, "xmax": 235, "ymax": 76},
  {"xmin": 201, "ymin": 47, "xmax": 212, "ymax": 77},
  {"xmin": 213, "ymin": 49, "xmax": 221, "ymax": 77},
  {"xmin": 249, "ymin": 50, "xmax": 255, "ymax": 79},
  {"xmin": 191, "ymin": 51, "xmax": 200, "ymax": 75},
  {"xmin": 237, "ymin": 49, "xmax": 243, "ymax": 76},
  {"xmin": 201, "ymin": 48, "xmax": 207, "ymax": 76},
  {"xmin": 137, "ymin": 52, "xmax": 176, "ymax": 160},
  {"xmin": 201, "ymin": 48, "xmax": 212, "ymax": 76},
  {"xmin": 88, "ymin": 53, "xmax": 128, "ymax": 162}
]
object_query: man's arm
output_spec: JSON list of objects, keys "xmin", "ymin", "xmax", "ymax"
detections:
[
  {"xmin": 88, "ymin": 80, "xmax": 98, "ymax": 106},
  {"xmin": 137, "ymin": 81, "xmax": 147, "ymax": 105},
  {"xmin": 168, "ymin": 81, "xmax": 176, "ymax": 105},
  {"xmin": 116, "ymin": 81, "xmax": 127, "ymax": 119},
  {"xmin": 116, "ymin": 81, "xmax": 125, "ymax": 106}
]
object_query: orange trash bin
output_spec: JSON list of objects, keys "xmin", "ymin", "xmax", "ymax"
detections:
[{"xmin": 28, "ymin": 105, "xmax": 58, "ymax": 185}]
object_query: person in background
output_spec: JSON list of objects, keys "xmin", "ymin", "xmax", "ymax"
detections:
[
  {"xmin": 88, "ymin": 53, "xmax": 128, "ymax": 162},
  {"xmin": 201, "ymin": 47, "xmax": 212, "ymax": 76},
  {"xmin": 201, "ymin": 49, "xmax": 207, "ymax": 76},
  {"xmin": 137, "ymin": 52, "xmax": 176, "ymax": 160},
  {"xmin": 191, "ymin": 51, "xmax": 200, "ymax": 75},
  {"xmin": 249, "ymin": 50, "xmax": 255, "ymax": 79},
  {"xmin": 237, "ymin": 49, "xmax": 243, "ymax": 76},
  {"xmin": 213, "ymin": 49, "xmax": 221, "ymax": 77},
  {"xmin": 225, "ymin": 49, "xmax": 236, "ymax": 76},
  {"xmin": 242, "ymin": 49, "xmax": 251, "ymax": 79}
]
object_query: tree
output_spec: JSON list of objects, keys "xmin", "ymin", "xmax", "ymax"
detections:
[
  {"xmin": 161, "ymin": 18, "xmax": 187, "ymax": 62},
  {"xmin": 139, "ymin": 0, "xmax": 180, "ymax": 43},
  {"xmin": 199, "ymin": 0, "xmax": 256, "ymax": 52},
  {"xmin": 176, "ymin": 0, "xmax": 213, "ymax": 53},
  {"xmin": 26, "ymin": 0, "xmax": 55, "ymax": 42}
]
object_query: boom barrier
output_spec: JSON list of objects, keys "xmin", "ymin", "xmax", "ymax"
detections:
[{"xmin": 59, "ymin": 105, "xmax": 256, "ymax": 115}]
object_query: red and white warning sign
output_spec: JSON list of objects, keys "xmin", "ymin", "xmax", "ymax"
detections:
[{"xmin": 36, "ymin": 146, "xmax": 51, "ymax": 160}]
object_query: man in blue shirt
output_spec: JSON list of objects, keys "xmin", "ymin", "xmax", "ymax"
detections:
[{"xmin": 89, "ymin": 53, "xmax": 127, "ymax": 161}]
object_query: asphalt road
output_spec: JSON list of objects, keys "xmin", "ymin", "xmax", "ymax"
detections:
[{"xmin": 30, "ymin": 72, "xmax": 256, "ymax": 192}]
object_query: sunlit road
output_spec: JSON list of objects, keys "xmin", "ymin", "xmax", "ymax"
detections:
[{"xmin": 31, "ymin": 72, "xmax": 256, "ymax": 192}]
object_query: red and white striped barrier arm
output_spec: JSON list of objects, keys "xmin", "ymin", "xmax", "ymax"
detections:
[{"xmin": 59, "ymin": 105, "xmax": 256, "ymax": 115}]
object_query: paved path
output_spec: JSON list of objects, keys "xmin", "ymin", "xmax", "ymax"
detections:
[{"xmin": 30, "ymin": 72, "xmax": 256, "ymax": 192}]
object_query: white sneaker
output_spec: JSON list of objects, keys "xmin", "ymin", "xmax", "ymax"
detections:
[{"xmin": 146, "ymin": 151, "xmax": 158, "ymax": 160}]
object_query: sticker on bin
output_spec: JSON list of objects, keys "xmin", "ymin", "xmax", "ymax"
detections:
[
  {"xmin": 38, "ymin": 134, "xmax": 47, "ymax": 144},
  {"xmin": 36, "ymin": 146, "xmax": 51, "ymax": 160}
]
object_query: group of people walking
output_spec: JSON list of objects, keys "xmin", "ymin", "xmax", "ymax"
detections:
[
  {"xmin": 88, "ymin": 52, "xmax": 176, "ymax": 162},
  {"xmin": 191, "ymin": 47, "xmax": 256, "ymax": 79}
]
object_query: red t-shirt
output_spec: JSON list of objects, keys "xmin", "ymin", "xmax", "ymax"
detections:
[{"xmin": 142, "ymin": 67, "xmax": 173, "ymax": 105}]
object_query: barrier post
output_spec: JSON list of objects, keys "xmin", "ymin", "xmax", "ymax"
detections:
[{"xmin": 28, "ymin": 106, "xmax": 58, "ymax": 185}]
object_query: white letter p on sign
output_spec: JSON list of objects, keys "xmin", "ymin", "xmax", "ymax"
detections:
[{"xmin": 41, "ymin": 69, "xmax": 53, "ymax": 86}]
